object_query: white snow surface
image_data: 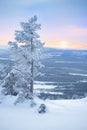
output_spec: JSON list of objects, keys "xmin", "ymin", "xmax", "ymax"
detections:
[
  {"xmin": 69, "ymin": 73, "xmax": 87, "ymax": 77},
  {"xmin": 35, "ymin": 84, "xmax": 54, "ymax": 89},
  {"xmin": 0, "ymin": 83, "xmax": 87, "ymax": 130}
]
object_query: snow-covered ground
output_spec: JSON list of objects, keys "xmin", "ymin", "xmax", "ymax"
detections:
[
  {"xmin": 69, "ymin": 73, "xmax": 87, "ymax": 77},
  {"xmin": 0, "ymin": 93, "xmax": 87, "ymax": 130}
]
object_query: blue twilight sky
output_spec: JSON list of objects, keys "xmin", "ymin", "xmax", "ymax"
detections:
[{"xmin": 0, "ymin": 0, "xmax": 87, "ymax": 48}]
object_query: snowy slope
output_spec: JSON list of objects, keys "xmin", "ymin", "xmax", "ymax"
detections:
[{"xmin": 0, "ymin": 95, "xmax": 87, "ymax": 130}]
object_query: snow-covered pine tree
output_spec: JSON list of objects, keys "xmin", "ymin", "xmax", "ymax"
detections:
[{"xmin": 8, "ymin": 15, "xmax": 44, "ymax": 96}]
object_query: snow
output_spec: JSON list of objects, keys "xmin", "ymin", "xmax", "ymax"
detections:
[
  {"xmin": 55, "ymin": 61, "xmax": 78, "ymax": 63},
  {"xmin": 0, "ymin": 93, "xmax": 87, "ymax": 130},
  {"xmin": 34, "ymin": 82, "xmax": 56, "ymax": 89},
  {"xmin": 35, "ymin": 90, "xmax": 63, "ymax": 95},
  {"xmin": 77, "ymin": 80, "xmax": 87, "ymax": 83},
  {"xmin": 0, "ymin": 58, "xmax": 9, "ymax": 60},
  {"xmin": 0, "ymin": 64, "xmax": 5, "ymax": 70},
  {"xmin": 69, "ymin": 73, "xmax": 87, "ymax": 77},
  {"xmin": 35, "ymin": 84, "xmax": 57, "ymax": 89}
]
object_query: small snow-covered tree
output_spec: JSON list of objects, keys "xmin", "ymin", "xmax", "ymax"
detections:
[{"xmin": 7, "ymin": 15, "xmax": 44, "ymax": 96}]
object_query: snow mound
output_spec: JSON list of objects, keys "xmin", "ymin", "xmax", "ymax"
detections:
[{"xmin": 0, "ymin": 95, "xmax": 87, "ymax": 130}]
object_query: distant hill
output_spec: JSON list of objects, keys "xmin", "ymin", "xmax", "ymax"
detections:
[{"xmin": 0, "ymin": 46, "xmax": 87, "ymax": 99}]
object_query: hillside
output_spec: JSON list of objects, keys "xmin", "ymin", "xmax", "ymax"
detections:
[{"xmin": 0, "ymin": 47, "xmax": 87, "ymax": 99}]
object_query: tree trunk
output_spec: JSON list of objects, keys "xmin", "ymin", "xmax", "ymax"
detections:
[
  {"xmin": 30, "ymin": 60, "xmax": 34, "ymax": 94},
  {"xmin": 30, "ymin": 37, "xmax": 34, "ymax": 95}
]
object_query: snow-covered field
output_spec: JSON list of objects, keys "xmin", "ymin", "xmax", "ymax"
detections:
[
  {"xmin": 0, "ymin": 94, "xmax": 87, "ymax": 130},
  {"xmin": 69, "ymin": 73, "xmax": 87, "ymax": 77}
]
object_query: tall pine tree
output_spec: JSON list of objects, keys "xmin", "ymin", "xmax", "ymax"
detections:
[{"xmin": 2, "ymin": 16, "xmax": 44, "ymax": 98}]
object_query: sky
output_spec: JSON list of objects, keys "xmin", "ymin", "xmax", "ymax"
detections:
[{"xmin": 0, "ymin": 0, "xmax": 87, "ymax": 49}]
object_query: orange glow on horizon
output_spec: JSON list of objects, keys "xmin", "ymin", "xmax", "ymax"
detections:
[
  {"xmin": 0, "ymin": 38, "xmax": 11, "ymax": 45},
  {"xmin": 0, "ymin": 39, "xmax": 9, "ymax": 45},
  {"xmin": 45, "ymin": 41, "xmax": 87, "ymax": 49},
  {"xmin": 0, "ymin": 34, "xmax": 14, "ymax": 45},
  {"xmin": 0, "ymin": 39, "xmax": 87, "ymax": 50}
]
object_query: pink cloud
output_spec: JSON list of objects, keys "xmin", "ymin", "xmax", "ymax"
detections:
[{"xmin": 67, "ymin": 27, "xmax": 87, "ymax": 36}]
